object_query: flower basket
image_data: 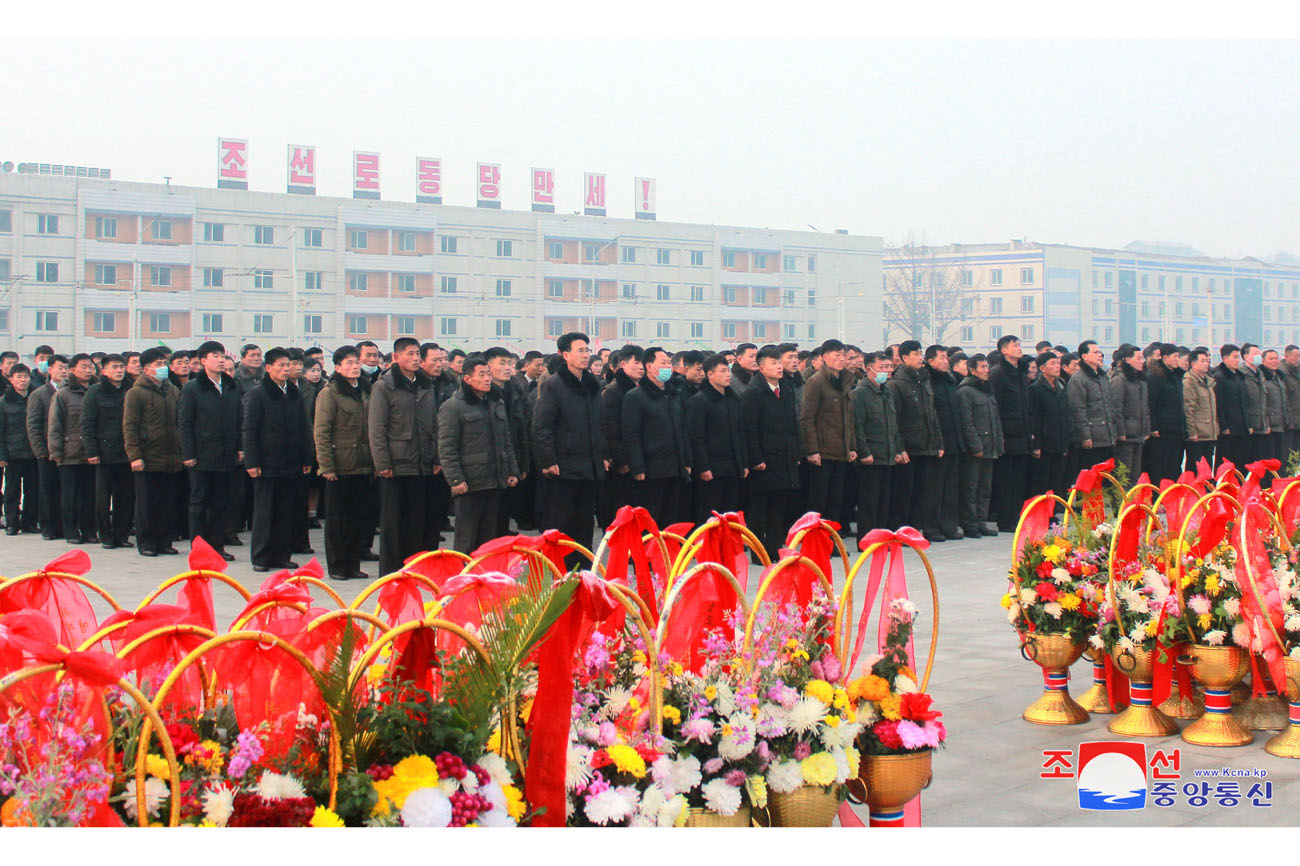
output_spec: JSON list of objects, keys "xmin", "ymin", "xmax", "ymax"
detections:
[
  {"xmin": 1265, "ymin": 657, "xmax": 1300, "ymax": 758},
  {"xmin": 1179, "ymin": 644, "xmax": 1252, "ymax": 747},
  {"xmin": 1020, "ymin": 632, "xmax": 1088, "ymax": 725},
  {"xmin": 683, "ymin": 805, "xmax": 751, "ymax": 827},
  {"xmin": 767, "ymin": 785, "xmax": 840, "ymax": 827},
  {"xmin": 1106, "ymin": 644, "xmax": 1179, "ymax": 737},
  {"xmin": 859, "ymin": 750, "xmax": 931, "ymax": 827}
]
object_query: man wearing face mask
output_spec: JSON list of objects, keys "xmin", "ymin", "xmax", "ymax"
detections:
[
  {"xmin": 124, "ymin": 348, "xmax": 183, "ymax": 556},
  {"xmin": 801, "ymin": 339, "xmax": 857, "ymax": 528},
  {"xmin": 622, "ymin": 346, "xmax": 691, "ymax": 525},
  {"xmin": 1239, "ymin": 343, "xmax": 1269, "ymax": 464},
  {"xmin": 1260, "ymin": 349, "xmax": 1289, "ymax": 464},
  {"xmin": 357, "ymin": 341, "xmax": 383, "ymax": 387},
  {"xmin": 599, "ymin": 344, "xmax": 644, "ymax": 525},
  {"xmin": 26, "ymin": 353, "xmax": 68, "ymax": 539},
  {"xmin": 852, "ymin": 351, "xmax": 904, "ymax": 537},
  {"xmin": 29, "ymin": 346, "xmax": 55, "ymax": 389}
]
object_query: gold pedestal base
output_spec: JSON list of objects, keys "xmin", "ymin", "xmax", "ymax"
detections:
[
  {"xmin": 1108, "ymin": 705, "xmax": 1179, "ymax": 738},
  {"xmin": 1076, "ymin": 661, "xmax": 1127, "ymax": 714},
  {"xmin": 1234, "ymin": 695, "xmax": 1288, "ymax": 731},
  {"xmin": 1158, "ymin": 690, "xmax": 1205, "ymax": 720},
  {"xmin": 1181, "ymin": 712, "xmax": 1253, "ymax": 747},
  {"xmin": 1230, "ymin": 681, "xmax": 1251, "ymax": 704},
  {"xmin": 1024, "ymin": 688, "xmax": 1090, "ymax": 725},
  {"xmin": 1264, "ymin": 724, "xmax": 1300, "ymax": 758}
]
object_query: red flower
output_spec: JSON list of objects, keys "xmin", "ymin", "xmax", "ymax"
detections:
[
  {"xmin": 226, "ymin": 793, "xmax": 315, "ymax": 827},
  {"xmin": 1035, "ymin": 561, "xmax": 1054, "ymax": 579},
  {"xmin": 1035, "ymin": 581, "xmax": 1060, "ymax": 603},
  {"xmin": 590, "ymin": 750, "xmax": 612, "ymax": 770},
  {"xmin": 634, "ymin": 742, "xmax": 662, "ymax": 765},
  {"xmin": 900, "ymin": 693, "xmax": 943, "ymax": 723},
  {"xmin": 873, "ymin": 720, "xmax": 904, "ymax": 750}
]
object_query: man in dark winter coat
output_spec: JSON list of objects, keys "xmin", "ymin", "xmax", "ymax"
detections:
[
  {"xmin": 743, "ymin": 345, "xmax": 804, "ymax": 560},
  {"xmin": 1261, "ymin": 349, "xmax": 1289, "ymax": 464},
  {"xmin": 81, "ymin": 354, "xmax": 133, "ymax": 548},
  {"xmin": 26, "ymin": 354, "xmax": 67, "ymax": 539},
  {"xmin": 124, "ymin": 349, "xmax": 183, "ymax": 557},
  {"xmin": 988, "ymin": 335, "xmax": 1037, "ymax": 532},
  {"xmin": 178, "ymin": 341, "xmax": 243, "ymax": 561},
  {"xmin": 687, "ymin": 354, "xmax": 748, "ymax": 522},
  {"xmin": 0, "ymin": 365, "xmax": 39, "ymax": 533},
  {"xmin": 438, "ymin": 355, "xmax": 519, "ymax": 554},
  {"xmin": 1109, "ymin": 345, "xmax": 1151, "ymax": 479},
  {"xmin": 622, "ymin": 347, "xmax": 690, "ymax": 526},
  {"xmin": 1240, "ymin": 343, "xmax": 1269, "ymax": 464},
  {"xmin": 925, "ymin": 346, "xmax": 962, "ymax": 540},
  {"xmin": 599, "ymin": 345, "xmax": 644, "ymax": 525},
  {"xmin": 801, "ymin": 339, "xmax": 857, "ymax": 528},
  {"xmin": 533, "ymin": 332, "xmax": 607, "ymax": 556},
  {"xmin": 1283, "ymin": 345, "xmax": 1300, "ymax": 463},
  {"xmin": 315, "ymin": 346, "xmax": 376, "ymax": 582},
  {"xmin": 956, "ymin": 354, "xmax": 1004, "ymax": 539},
  {"xmin": 731, "ymin": 343, "xmax": 757, "ymax": 394},
  {"xmin": 1144, "ymin": 344, "xmax": 1186, "ymax": 484},
  {"xmin": 1028, "ymin": 353, "xmax": 1072, "ymax": 503},
  {"xmin": 852, "ymin": 351, "xmax": 904, "ymax": 536},
  {"xmin": 1212, "ymin": 344, "xmax": 1250, "ymax": 470},
  {"xmin": 243, "ymin": 347, "xmax": 313, "ymax": 571},
  {"xmin": 49, "ymin": 354, "xmax": 96, "ymax": 543},
  {"xmin": 885, "ymin": 340, "xmax": 942, "ymax": 539},
  {"xmin": 1068, "ymin": 339, "xmax": 1118, "ymax": 467}
]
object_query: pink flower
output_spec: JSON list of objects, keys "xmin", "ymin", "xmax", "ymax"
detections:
[
  {"xmin": 820, "ymin": 655, "xmax": 842, "ymax": 683},
  {"xmin": 897, "ymin": 720, "xmax": 930, "ymax": 750},
  {"xmin": 725, "ymin": 769, "xmax": 747, "ymax": 786},
  {"xmin": 597, "ymin": 722, "xmax": 618, "ymax": 747},
  {"xmin": 680, "ymin": 718, "xmax": 716, "ymax": 745},
  {"xmin": 1188, "ymin": 595, "xmax": 1211, "ymax": 616},
  {"xmin": 755, "ymin": 741, "xmax": 772, "ymax": 764},
  {"xmin": 793, "ymin": 741, "xmax": 812, "ymax": 760},
  {"xmin": 1232, "ymin": 622, "xmax": 1254, "ymax": 650},
  {"xmin": 704, "ymin": 758, "xmax": 724, "ymax": 775}
]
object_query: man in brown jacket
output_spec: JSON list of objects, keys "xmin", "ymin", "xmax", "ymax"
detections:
[
  {"xmin": 49, "ymin": 353, "xmax": 96, "ymax": 543},
  {"xmin": 314, "ymin": 345, "xmax": 377, "ymax": 582},
  {"xmin": 800, "ymin": 339, "xmax": 857, "ymax": 526},
  {"xmin": 124, "ymin": 348, "xmax": 183, "ymax": 556},
  {"xmin": 1183, "ymin": 347, "xmax": 1219, "ymax": 471}
]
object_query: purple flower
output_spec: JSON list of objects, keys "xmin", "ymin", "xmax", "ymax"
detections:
[
  {"xmin": 810, "ymin": 660, "xmax": 825, "ymax": 680},
  {"xmin": 597, "ymin": 721, "xmax": 618, "ymax": 747},
  {"xmin": 680, "ymin": 718, "xmax": 716, "ymax": 744},
  {"xmin": 821, "ymin": 655, "xmax": 842, "ymax": 683},
  {"xmin": 755, "ymin": 741, "xmax": 772, "ymax": 763},
  {"xmin": 793, "ymin": 741, "xmax": 812, "ymax": 760},
  {"xmin": 725, "ymin": 769, "xmax": 748, "ymax": 786}
]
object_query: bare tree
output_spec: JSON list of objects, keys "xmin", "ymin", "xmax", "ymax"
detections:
[{"xmin": 883, "ymin": 234, "xmax": 984, "ymax": 345}]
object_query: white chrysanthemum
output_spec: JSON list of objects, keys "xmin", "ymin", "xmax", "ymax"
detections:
[
  {"xmin": 669, "ymin": 755, "xmax": 702, "ymax": 795},
  {"xmin": 831, "ymin": 746, "xmax": 851, "ymax": 784},
  {"xmin": 1286, "ymin": 613, "xmax": 1300, "ymax": 633},
  {"xmin": 1128, "ymin": 625, "xmax": 1149, "ymax": 644},
  {"xmin": 821, "ymin": 719, "xmax": 862, "ymax": 750},
  {"xmin": 787, "ymin": 696, "xmax": 826, "ymax": 734},
  {"xmin": 701, "ymin": 779, "xmax": 742, "ymax": 816},
  {"xmin": 1224, "ymin": 597, "xmax": 1241, "ymax": 618},
  {"xmin": 1088, "ymin": 633, "xmax": 1105, "ymax": 650},
  {"xmin": 660, "ymin": 794, "xmax": 688, "ymax": 827},
  {"xmin": 756, "ymin": 702, "xmax": 788, "ymax": 738},
  {"xmin": 481, "ymin": 781, "xmax": 507, "ymax": 811},
  {"xmin": 477, "ymin": 752, "xmax": 512, "ymax": 788},
  {"xmin": 715, "ymin": 681, "xmax": 737, "ymax": 717},
  {"xmin": 123, "ymin": 776, "xmax": 169, "ymax": 820},
  {"xmin": 477, "ymin": 806, "xmax": 516, "ymax": 827},
  {"xmin": 1118, "ymin": 636, "xmax": 1136, "ymax": 653},
  {"xmin": 1093, "ymin": 523, "xmax": 1114, "ymax": 538},
  {"xmin": 401, "ymin": 787, "xmax": 453, "ymax": 827},
  {"xmin": 1006, "ymin": 602, "xmax": 1022, "ymax": 624},
  {"xmin": 257, "ymin": 771, "xmax": 306, "ymax": 800},
  {"xmin": 894, "ymin": 674, "xmax": 918, "ymax": 695},
  {"xmin": 890, "ymin": 598, "xmax": 919, "ymax": 619},
  {"xmin": 1203, "ymin": 629, "xmax": 1227, "ymax": 646},
  {"xmin": 200, "ymin": 783, "xmax": 234, "ymax": 826},
  {"xmin": 1020, "ymin": 588, "xmax": 1038, "ymax": 605},
  {"xmin": 1129, "ymin": 594, "xmax": 1150, "ymax": 615},
  {"xmin": 766, "ymin": 760, "xmax": 804, "ymax": 794},
  {"xmin": 584, "ymin": 786, "xmax": 637, "ymax": 826},
  {"xmin": 566, "ymin": 744, "xmax": 594, "ymax": 791},
  {"xmin": 437, "ymin": 777, "xmax": 459, "ymax": 797},
  {"xmin": 1044, "ymin": 602, "xmax": 1064, "ymax": 620},
  {"xmin": 718, "ymin": 715, "xmax": 755, "ymax": 761},
  {"xmin": 1290, "ymin": 645, "xmax": 1300, "ymax": 661},
  {"xmin": 1051, "ymin": 567, "xmax": 1071, "ymax": 584},
  {"xmin": 1232, "ymin": 622, "xmax": 1254, "ymax": 649},
  {"xmin": 601, "ymin": 687, "xmax": 633, "ymax": 719},
  {"xmin": 856, "ymin": 702, "xmax": 879, "ymax": 726}
]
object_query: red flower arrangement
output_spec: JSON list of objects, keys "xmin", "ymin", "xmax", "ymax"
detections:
[
  {"xmin": 872, "ymin": 720, "xmax": 904, "ymax": 750},
  {"xmin": 900, "ymin": 693, "xmax": 943, "ymax": 723},
  {"xmin": 226, "ymin": 792, "xmax": 316, "ymax": 827},
  {"xmin": 1034, "ymin": 581, "xmax": 1060, "ymax": 603}
]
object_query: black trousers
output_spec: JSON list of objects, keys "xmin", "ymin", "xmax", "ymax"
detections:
[
  {"xmin": 890, "ymin": 460, "xmax": 917, "ymax": 529},
  {"xmin": 1217, "ymin": 435, "xmax": 1249, "ymax": 471},
  {"xmin": 932, "ymin": 453, "xmax": 960, "ymax": 536},
  {"xmin": 1114, "ymin": 440, "xmax": 1144, "ymax": 481},
  {"xmin": 539, "ymin": 477, "xmax": 599, "ymax": 565},
  {"xmin": 423, "ymin": 473, "xmax": 450, "ymax": 550},
  {"xmin": 839, "ymin": 462, "xmax": 860, "ymax": 535},
  {"xmin": 1142, "ymin": 436, "xmax": 1183, "ymax": 485},
  {"xmin": 992, "ymin": 453, "xmax": 1032, "ymax": 531},
  {"xmin": 189, "ymin": 469, "xmax": 232, "ymax": 552},
  {"xmin": 4, "ymin": 459, "xmax": 38, "ymax": 530},
  {"xmin": 59, "ymin": 464, "xmax": 96, "ymax": 541},
  {"xmin": 509, "ymin": 470, "xmax": 538, "ymax": 528},
  {"xmin": 95, "ymin": 462, "xmax": 133, "ymax": 545},
  {"xmin": 1030, "ymin": 452, "xmax": 1070, "ymax": 500},
  {"xmin": 807, "ymin": 460, "xmax": 848, "ymax": 525},
  {"xmin": 454, "ymin": 488, "xmax": 502, "ymax": 555},
  {"xmin": 694, "ymin": 475, "xmax": 742, "ymax": 524},
  {"xmin": 379, "ymin": 475, "xmax": 428, "ymax": 577},
  {"xmin": 37, "ymin": 457, "xmax": 61, "ymax": 536},
  {"xmin": 908, "ymin": 455, "xmax": 942, "ymax": 535},
  {"xmin": 959, "ymin": 455, "xmax": 994, "ymax": 531},
  {"xmin": 1185, "ymin": 439, "xmax": 1215, "ymax": 473},
  {"xmin": 749, "ymin": 484, "xmax": 796, "ymax": 561},
  {"xmin": 1075, "ymin": 445, "xmax": 1114, "ymax": 474},
  {"xmin": 599, "ymin": 473, "xmax": 633, "ymax": 527},
  {"xmin": 251, "ymin": 475, "xmax": 298, "ymax": 568},
  {"xmin": 630, "ymin": 477, "xmax": 679, "ymax": 528},
  {"xmin": 325, "ymin": 475, "xmax": 377, "ymax": 578},
  {"xmin": 1265, "ymin": 431, "xmax": 1287, "ymax": 465},
  {"xmin": 134, "ymin": 470, "xmax": 179, "ymax": 553},
  {"xmin": 226, "ymin": 467, "xmax": 249, "ymax": 538},
  {"xmin": 856, "ymin": 463, "xmax": 893, "ymax": 536}
]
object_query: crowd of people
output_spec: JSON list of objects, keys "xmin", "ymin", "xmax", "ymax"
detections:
[{"xmin": 0, "ymin": 331, "xmax": 1296, "ymax": 581}]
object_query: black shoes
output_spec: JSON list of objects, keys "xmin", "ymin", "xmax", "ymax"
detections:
[
  {"xmin": 158, "ymin": 546, "xmax": 180, "ymax": 555},
  {"xmin": 225, "ymin": 534, "xmax": 244, "ymax": 547},
  {"xmin": 5, "ymin": 527, "xmax": 17, "ymax": 536},
  {"xmin": 139, "ymin": 548, "xmax": 158, "ymax": 557},
  {"xmin": 360, "ymin": 550, "xmax": 378, "ymax": 562},
  {"xmin": 219, "ymin": 551, "xmax": 235, "ymax": 562}
]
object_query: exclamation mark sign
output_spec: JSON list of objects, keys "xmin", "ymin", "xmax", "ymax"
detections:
[{"xmin": 641, "ymin": 180, "xmax": 650, "ymax": 210}]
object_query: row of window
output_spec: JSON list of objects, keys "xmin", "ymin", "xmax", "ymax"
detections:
[
  {"xmin": 546, "ymin": 242, "xmax": 817, "ymax": 273},
  {"xmin": 957, "ymin": 324, "xmax": 1039, "ymax": 344}
]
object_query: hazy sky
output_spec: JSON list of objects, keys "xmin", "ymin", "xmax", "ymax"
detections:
[{"xmin": 5, "ymin": 38, "xmax": 1298, "ymax": 258}]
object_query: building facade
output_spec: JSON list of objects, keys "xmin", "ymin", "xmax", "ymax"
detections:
[
  {"xmin": 884, "ymin": 241, "xmax": 1300, "ymax": 352},
  {"xmin": 0, "ymin": 173, "xmax": 882, "ymax": 355}
]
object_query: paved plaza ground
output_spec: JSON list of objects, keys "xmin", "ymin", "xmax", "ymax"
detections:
[{"xmin": 2, "ymin": 523, "xmax": 1297, "ymax": 826}]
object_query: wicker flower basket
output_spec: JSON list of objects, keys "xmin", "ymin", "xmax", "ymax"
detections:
[
  {"xmin": 768, "ymin": 785, "xmax": 841, "ymax": 827},
  {"xmin": 683, "ymin": 805, "xmax": 752, "ymax": 827}
]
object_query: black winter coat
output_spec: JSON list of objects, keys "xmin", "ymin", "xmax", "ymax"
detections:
[
  {"xmin": 242, "ymin": 377, "xmax": 311, "ymax": 478},
  {"xmin": 178, "ymin": 373, "xmax": 243, "ymax": 472},
  {"xmin": 928, "ymin": 365, "xmax": 962, "ymax": 455},
  {"xmin": 1212, "ymin": 363, "xmax": 1249, "ymax": 436},
  {"xmin": 601, "ymin": 371, "xmax": 639, "ymax": 471},
  {"xmin": 0, "ymin": 387, "xmax": 34, "ymax": 462},
  {"xmin": 81, "ymin": 379, "xmax": 129, "ymax": 464},
  {"xmin": 886, "ymin": 364, "xmax": 942, "ymax": 456},
  {"xmin": 989, "ymin": 357, "xmax": 1035, "ymax": 454},
  {"xmin": 742, "ymin": 378, "xmax": 802, "ymax": 491},
  {"xmin": 686, "ymin": 384, "xmax": 747, "ymax": 479},
  {"xmin": 1028, "ymin": 376, "xmax": 1072, "ymax": 456},
  {"xmin": 621, "ymin": 378, "xmax": 690, "ymax": 480},
  {"xmin": 438, "ymin": 384, "xmax": 519, "ymax": 493},
  {"xmin": 1146, "ymin": 364, "xmax": 1186, "ymax": 439},
  {"xmin": 532, "ymin": 366, "xmax": 606, "ymax": 482}
]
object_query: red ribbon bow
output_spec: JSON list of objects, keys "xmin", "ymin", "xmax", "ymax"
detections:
[
  {"xmin": 785, "ymin": 512, "xmax": 841, "ymax": 585},
  {"xmin": 603, "ymin": 506, "xmax": 665, "ymax": 623}
]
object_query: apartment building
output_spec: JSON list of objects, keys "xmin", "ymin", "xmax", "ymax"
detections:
[{"xmin": 0, "ymin": 172, "xmax": 882, "ymax": 355}]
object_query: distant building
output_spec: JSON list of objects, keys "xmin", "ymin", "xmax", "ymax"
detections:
[
  {"xmin": 883, "ymin": 240, "xmax": 1300, "ymax": 351},
  {"xmin": 0, "ymin": 173, "xmax": 881, "ymax": 354}
]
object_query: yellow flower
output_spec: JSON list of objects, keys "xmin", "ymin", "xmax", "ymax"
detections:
[
  {"xmin": 628, "ymin": 696, "xmax": 642, "ymax": 712},
  {"xmin": 145, "ymin": 754, "xmax": 171, "ymax": 781},
  {"xmin": 1043, "ymin": 544, "xmax": 1063, "ymax": 563},
  {"xmin": 785, "ymin": 637, "xmax": 800, "ymax": 649},
  {"xmin": 310, "ymin": 806, "xmax": 345, "ymax": 827},
  {"xmin": 393, "ymin": 754, "xmax": 439, "ymax": 784},
  {"xmin": 879, "ymin": 692, "xmax": 902, "ymax": 721},
  {"xmin": 669, "ymin": 661, "xmax": 684, "ymax": 677},
  {"xmin": 605, "ymin": 744, "xmax": 647, "ymax": 778},
  {"xmin": 792, "ymin": 649, "xmax": 810, "ymax": 661},
  {"xmin": 704, "ymin": 685, "xmax": 718, "ymax": 701},
  {"xmin": 824, "ymin": 714, "xmax": 841, "ymax": 728},
  {"xmin": 503, "ymin": 784, "xmax": 526, "ymax": 821},
  {"xmin": 520, "ymin": 698, "xmax": 534, "ymax": 724},
  {"xmin": 721, "ymin": 723, "xmax": 734, "ymax": 738},
  {"xmin": 486, "ymin": 727, "xmax": 502, "ymax": 754},
  {"xmin": 832, "ymin": 688, "xmax": 851, "ymax": 711},
  {"xmin": 631, "ymin": 650, "xmax": 647, "ymax": 664},
  {"xmin": 746, "ymin": 774, "xmax": 768, "ymax": 809},
  {"xmin": 1059, "ymin": 594, "xmax": 1081, "ymax": 611},
  {"xmin": 845, "ymin": 745, "xmax": 861, "ymax": 777},
  {"xmin": 1206, "ymin": 573, "xmax": 1221, "ymax": 597},
  {"xmin": 1144, "ymin": 619, "xmax": 1160, "ymax": 637},
  {"xmin": 1198, "ymin": 613, "xmax": 1212, "ymax": 632},
  {"xmin": 804, "ymin": 679, "xmax": 835, "ymax": 705},
  {"xmin": 661, "ymin": 705, "xmax": 681, "ymax": 725},
  {"xmin": 1000, "ymin": 593, "xmax": 1014, "ymax": 609},
  {"xmin": 800, "ymin": 752, "xmax": 838, "ymax": 787}
]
